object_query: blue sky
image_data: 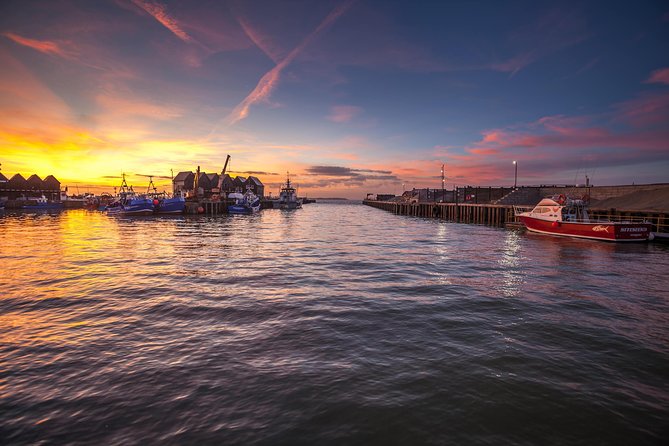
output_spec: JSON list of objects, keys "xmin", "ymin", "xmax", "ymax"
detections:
[{"xmin": 1, "ymin": 0, "xmax": 668, "ymax": 197}]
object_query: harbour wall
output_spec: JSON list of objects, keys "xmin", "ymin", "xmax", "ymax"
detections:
[
  {"xmin": 362, "ymin": 200, "xmax": 669, "ymax": 234},
  {"xmin": 538, "ymin": 183, "xmax": 669, "ymax": 201}
]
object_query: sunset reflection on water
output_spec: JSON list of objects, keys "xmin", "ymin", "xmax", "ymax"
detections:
[{"xmin": 1, "ymin": 204, "xmax": 668, "ymax": 444}]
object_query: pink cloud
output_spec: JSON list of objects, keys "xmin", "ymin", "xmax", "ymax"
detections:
[
  {"xmin": 430, "ymin": 95, "xmax": 669, "ymax": 185},
  {"xmin": 2, "ymin": 32, "xmax": 75, "ymax": 59},
  {"xmin": 328, "ymin": 105, "xmax": 362, "ymax": 123},
  {"xmin": 130, "ymin": 0, "xmax": 195, "ymax": 44},
  {"xmin": 469, "ymin": 148, "xmax": 500, "ymax": 155},
  {"xmin": 645, "ymin": 68, "xmax": 669, "ymax": 85},
  {"xmin": 614, "ymin": 92, "xmax": 669, "ymax": 128}
]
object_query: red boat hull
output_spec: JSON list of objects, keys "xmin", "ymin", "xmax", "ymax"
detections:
[{"xmin": 518, "ymin": 216, "xmax": 653, "ymax": 241}]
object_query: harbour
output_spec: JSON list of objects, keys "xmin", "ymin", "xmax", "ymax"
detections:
[
  {"xmin": 2, "ymin": 1, "xmax": 669, "ymax": 443},
  {"xmin": 1, "ymin": 202, "xmax": 668, "ymax": 444}
]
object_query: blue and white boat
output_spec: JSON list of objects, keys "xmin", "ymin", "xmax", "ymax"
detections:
[
  {"xmin": 144, "ymin": 175, "xmax": 186, "ymax": 214},
  {"xmin": 106, "ymin": 193, "xmax": 155, "ymax": 216},
  {"xmin": 156, "ymin": 194, "xmax": 186, "ymax": 214},
  {"xmin": 106, "ymin": 174, "xmax": 155, "ymax": 216},
  {"xmin": 228, "ymin": 190, "xmax": 261, "ymax": 214}
]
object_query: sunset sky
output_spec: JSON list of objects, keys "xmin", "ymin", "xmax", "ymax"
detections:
[{"xmin": 1, "ymin": 0, "xmax": 668, "ymax": 198}]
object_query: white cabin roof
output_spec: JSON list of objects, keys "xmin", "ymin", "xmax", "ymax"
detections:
[{"xmin": 537, "ymin": 198, "xmax": 560, "ymax": 206}]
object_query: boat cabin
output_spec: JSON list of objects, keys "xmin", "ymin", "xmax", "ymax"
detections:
[
  {"xmin": 527, "ymin": 198, "xmax": 563, "ymax": 221},
  {"xmin": 527, "ymin": 197, "xmax": 590, "ymax": 222}
]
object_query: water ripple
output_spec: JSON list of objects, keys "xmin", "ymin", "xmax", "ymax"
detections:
[{"xmin": 1, "ymin": 204, "xmax": 668, "ymax": 445}]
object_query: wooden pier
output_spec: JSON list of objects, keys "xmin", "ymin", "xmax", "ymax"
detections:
[
  {"xmin": 363, "ymin": 200, "xmax": 516, "ymax": 227},
  {"xmin": 362, "ymin": 200, "xmax": 669, "ymax": 234}
]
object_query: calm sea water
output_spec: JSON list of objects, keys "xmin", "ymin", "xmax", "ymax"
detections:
[{"xmin": 1, "ymin": 202, "xmax": 668, "ymax": 445}]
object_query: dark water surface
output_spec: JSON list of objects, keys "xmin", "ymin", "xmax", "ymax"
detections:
[{"xmin": 1, "ymin": 203, "xmax": 668, "ymax": 445}]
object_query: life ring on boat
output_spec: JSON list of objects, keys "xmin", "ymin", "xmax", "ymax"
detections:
[
  {"xmin": 432, "ymin": 205, "xmax": 439, "ymax": 217},
  {"xmin": 557, "ymin": 194, "xmax": 566, "ymax": 205}
]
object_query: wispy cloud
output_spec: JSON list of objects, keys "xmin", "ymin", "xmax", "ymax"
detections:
[
  {"xmin": 327, "ymin": 105, "xmax": 362, "ymax": 123},
  {"xmin": 130, "ymin": 0, "xmax": 195, "ymax": 44},
  {"xmin": 223, "ymin": 0, "xmax": 356, "ymax": 126},
  {"xmin": 228, "ymin": 170, "xmax": 279, "ymax": 176},
  {"xmin": 492, "ymin": 8, "xmax": 589, "ymax": 76},
  {"xmin": 455, "ymin": 98, "xmax": 669, "ymax": 183},
  {"xmin": 2, "ymin": 32, "xmax": 76, "ymax": 59},
  {"xmin": 303, "ymin": 165, "xmax": 400, "ymax": 187},
  {"xmin": 236, "ymin": 15, "xmax": 283, "ymax": 64},
  {"xmin": 645, "ymin": 67, "xmax": 669, "ymax": 85}
]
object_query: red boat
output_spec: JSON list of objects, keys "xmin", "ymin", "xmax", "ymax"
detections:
[{"xmin": 515, "ymin": 196, "xmax": 654, "ymax": 242}]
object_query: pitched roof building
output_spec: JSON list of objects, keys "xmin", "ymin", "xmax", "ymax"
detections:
[
  {"xmin": 27, "ymin": 174, "xmax": 43, "ymax": 190},
  {"xmin": 173, "ymin": 171, "xmax": 194, "ymax": 193},
  {"xmin": 246, "ymin": 176, "xmax": 265, "ymax": 198}
]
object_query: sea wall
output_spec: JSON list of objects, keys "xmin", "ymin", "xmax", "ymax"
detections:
[{"xmin": 539, "ymin": 183, "xmax": 669, "ymax": 201}]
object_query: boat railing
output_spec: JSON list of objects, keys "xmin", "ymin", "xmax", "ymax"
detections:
[{"xmin": 513, "ymin": 205, "xmax": 533, "ymax": 216}]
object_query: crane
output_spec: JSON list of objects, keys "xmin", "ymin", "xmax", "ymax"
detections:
[{"xmin": 211, "ymin": 155, "xmax": 231, "ymax": 200}]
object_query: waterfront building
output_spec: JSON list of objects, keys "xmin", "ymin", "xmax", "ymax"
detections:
[
  {"xmin": 219, "ymin": 174, "xmax": 235, "ymax": 193},
  {"xmin": 246, "ymin": 176, "xmax": 265, "ymax": 198},
  {"xmin": 2, "ymin": 173, "xmax": 60, "ymax": 200},
  {"xmin": 173, "ymin": 171, "xmax": 195, "ymax": 195},
  {"xmin": 233, "ymin": 176, "xmax": 246, "ymax": 192}
]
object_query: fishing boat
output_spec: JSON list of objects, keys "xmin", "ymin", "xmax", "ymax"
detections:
[
  {"xmin": 21, "ymin": 195, "xmax": 64, "ymax": 210},
  {"xmin": 155, "ymin": 194, "xmax": 186, "ymax": 214},
  {"xmin": 106, "ymin": 193, "xmax": 155, "ymax": 216},
  {"xmin": 275, "ymin": 174, "xmax": 302, "ymax": 209},
  {"xmin": 515, "ymin": 195, "xmax": 654, "ymax": 242},
  {"xmin": 144, "ymin": 176, "xmax": 185, "ymax": 214},
  {"xmin": 228, "ymin": 190, "xmax": 261, "ymax": 214},
  {"xmin": 106, "ymin": 174, "xmax": 155, "ymax": 216}
]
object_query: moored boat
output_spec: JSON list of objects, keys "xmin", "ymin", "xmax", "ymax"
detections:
[
  {"xmin": 515, "ymin": 196, "xmax": 654, "ymax": 242},
  {"xmin": 106, "ymin": 174, "xmax": 155, "ymax": 216},
  {"xmin": 106, "ymin": 194, "xmax": 155, "ymax": 216},
  {"xmin": 144, "ymin": 175, "xmax": 186, "ymax": 214},
  {"xmin": 228, "ymin": 190, "xmax": 261, "ymax": 214},
  {"xmin": 155, "ymin": 194, "xmax": 186, "ymax": 214},
  {"xmin": 274, "ymin": 174, "xmax": 302, "ymax": 210}
]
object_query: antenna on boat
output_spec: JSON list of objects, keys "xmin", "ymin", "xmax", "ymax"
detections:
[
  {"xmin": 146, "ymin": 176, "xmax": 157, "ymax": 194},
  {"xmin": 119, "ymin": 172, "xmax": 130, "ymax": 193}
]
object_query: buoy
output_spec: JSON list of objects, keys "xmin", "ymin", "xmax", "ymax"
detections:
[
  {"xmin": 153, "ymin": 199, "xmax": 160, "ymax": 206},
  {"xmin": 197, "ymin": 206, "xmax": 204, "ymax": 214},
  {"xmin": 552, "ymin": 221, "xmax": 559, "ymax": 227},
  {"xmin": 649, "ymin": 233, "xmax": 655, "ymax": 241}
]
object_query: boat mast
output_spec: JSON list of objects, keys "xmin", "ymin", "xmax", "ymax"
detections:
[{"xmin": 146, "ymin": 176, "xmax": 157, "ymax": 194}]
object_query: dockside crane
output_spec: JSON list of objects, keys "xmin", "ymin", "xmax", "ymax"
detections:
[{"xmin": 211, "ymin": 154, "xmax": 231, "ymax": 200}]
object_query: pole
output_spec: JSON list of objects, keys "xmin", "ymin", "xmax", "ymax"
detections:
[
  {"xmin": 441, "ymin": 164, "xmax": 445, "ymax": 203},
  {"xmin": 513, "ymin": 161, "xmax": 518, "ymax": 189}
]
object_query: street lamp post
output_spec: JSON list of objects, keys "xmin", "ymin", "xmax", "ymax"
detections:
[
  {"xmin": 513, "ymin": 161, "xmax": 518, "ymax": 189},
  {"xmin": 441, "ymin": 164, "xmax": 445, "ymax": 202}
]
